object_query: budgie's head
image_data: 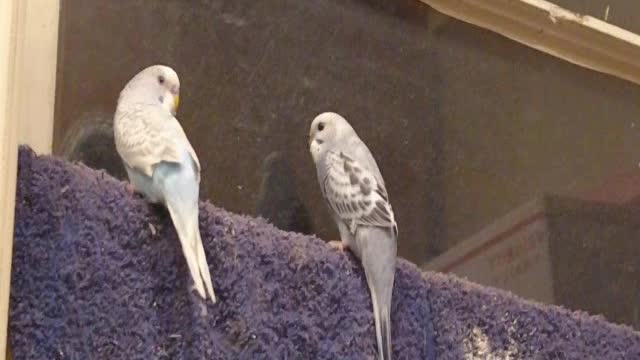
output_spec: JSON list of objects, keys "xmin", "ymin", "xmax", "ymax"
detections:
[
  {"xmin": 308, "ymin": 112, "xmax": 356, "ymax": 162},
  {"xmin": 119, "ymin": 64, "xmax": 181, "ymax": 115}
]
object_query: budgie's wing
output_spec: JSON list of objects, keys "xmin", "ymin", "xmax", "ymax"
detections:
[
  {"xmin": 115, "ymin": 105, "xmax": 201, "ymax": 181},
  {"xmin": 321, "ymin": 150, "xmax": 397, "ymax": 235}
]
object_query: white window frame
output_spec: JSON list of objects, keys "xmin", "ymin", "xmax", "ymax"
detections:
[{"xmin": 0, "ymin": 0, "xmax": 638, "ymax": 358}]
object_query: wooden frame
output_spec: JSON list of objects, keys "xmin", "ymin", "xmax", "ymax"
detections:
[
  {"xmin": 0, "ymin": 0, "xmax": 638, "ymax": 358},
  {"xmin": 420, "ymin": 0, "xmax": 640, "ymax": 85},
  {"xmin": 0, "ymin": 1, "xmax": 59, "ymax": 359},
  {"xmin": 0, "ymin": 2, "xmax": 20, "ymax": 357}
]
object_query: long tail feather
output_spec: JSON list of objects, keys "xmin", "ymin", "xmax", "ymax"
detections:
[
  {"xmin": 166, "ymin": 203, "xmax": 209, "ymax": 301},
  {"xmin": 356, "ymin": 227, "xmax": 396, "ymax": 360},
  {"xmin": 156, "ymin": 156, "xmax": 217, "ymax": 304},
  {"xmin": 195, "ymin": 231, "xmax": 217, "ymax": 302},
  {"xmin": 369, "ymin": 279, "xmax": 393, "ymax": 360}
]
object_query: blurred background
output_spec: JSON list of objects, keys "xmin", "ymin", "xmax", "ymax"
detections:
[{"xmin": 53, "ymin": 0, "xmax": 640, "ymax": 331}]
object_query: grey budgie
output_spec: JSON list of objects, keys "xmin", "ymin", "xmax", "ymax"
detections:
[{"xmin": 308, "ymin": 112, "xmax": 397, "ymax": 360}]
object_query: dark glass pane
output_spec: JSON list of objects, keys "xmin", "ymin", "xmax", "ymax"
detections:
[{"xmin": 53, "ymin": 0, "xmax": 640, "ymax": 330}]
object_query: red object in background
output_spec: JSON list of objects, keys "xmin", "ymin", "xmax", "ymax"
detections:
[{"xmin": 579, "ymin": 170, "xmax": 640, "ymax": 206}]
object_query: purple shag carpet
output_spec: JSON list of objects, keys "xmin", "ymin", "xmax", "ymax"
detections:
[{"xmin": 10, "ymin": 147, "xmax": 640, "ymax": 359}]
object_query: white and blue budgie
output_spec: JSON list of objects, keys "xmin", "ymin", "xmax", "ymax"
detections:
[
  {"xmin": 309, "ymin": 112, "xmax": 398, "ymax": 360},
  {"xmin": 113, "ymin": 65, "xmax": 217, "ymax": 303}
]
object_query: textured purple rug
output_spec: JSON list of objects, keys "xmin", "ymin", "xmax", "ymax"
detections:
[{"xmin": 9, "ymin": 147, "xmax": 640, "ymax": 359}]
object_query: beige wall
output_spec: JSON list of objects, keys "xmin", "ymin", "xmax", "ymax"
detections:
[
  {"xmin": 14, "ymin": 0, "xmax": 59, "ymax": 154},
  {"xmin": 11, "ymin": 0, "xmax": 59, "ymax": 154},
  {"xmin": 0, "ymin": 2, "xmax": 19, "ymax": 358}
]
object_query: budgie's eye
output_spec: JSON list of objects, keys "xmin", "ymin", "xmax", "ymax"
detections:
[
  {"xmin": 317, "ymin": 123, "xmax": 325, "ymax": 131},
  {"xmin": 158, "ymin": 75, "xmax": 165, "ymax": 84}
]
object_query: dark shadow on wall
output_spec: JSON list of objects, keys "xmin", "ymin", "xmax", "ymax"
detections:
[
  {"xmin": 58, "ymin": 111, "xmax": 126, "ymax": 180},
  {"xmin": 255, "ymin": 151, "xmax": 313, "ymax": 235}
]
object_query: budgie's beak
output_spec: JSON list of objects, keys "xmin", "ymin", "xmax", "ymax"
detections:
[{"xmin": 172, "ymin": 94, "xmax": 180, "ymax": 115}]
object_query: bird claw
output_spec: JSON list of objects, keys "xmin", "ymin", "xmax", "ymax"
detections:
[
  {"xmin": 124, "ymin": 183, "xmax": 136, "ymax": 195},
  {"xmin": 328, "ymin": 240, "xmax": 345, "ymax": 251}
]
